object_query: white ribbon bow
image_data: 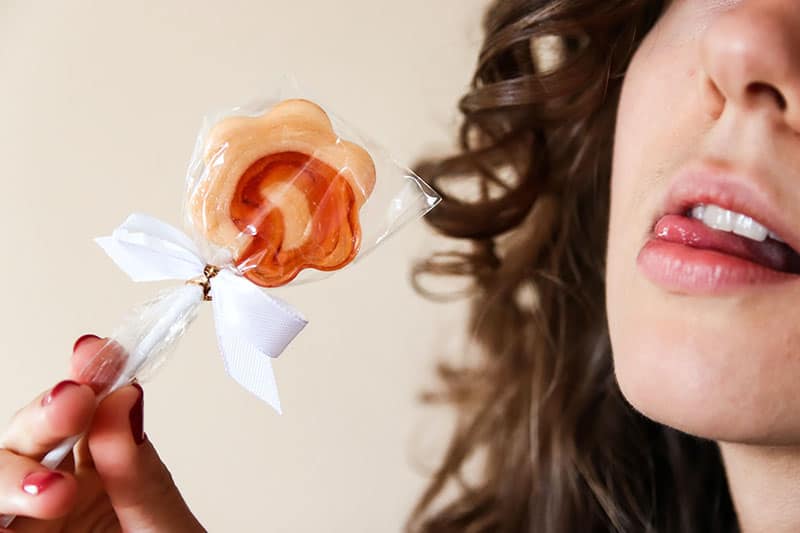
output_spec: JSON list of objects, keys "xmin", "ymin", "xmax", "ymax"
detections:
[{"xmin": 95, "ymin": 213, "xmax": 307, "ymax": 414}]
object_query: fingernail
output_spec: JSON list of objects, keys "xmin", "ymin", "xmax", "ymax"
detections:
[
  {"xmin": 73, "ymin": 334, "xmax": 100, "ymax": 353},
  {"xmin": 129, "ymin": 383, "xmax": 145, "ymax": 445},
  {"xmin": 22, "ymin": 471, "xmax": 63, "ymax": 495},
  {"xmin": 41, "ymin": 380, "xmax": 80, "ymax": 407}
]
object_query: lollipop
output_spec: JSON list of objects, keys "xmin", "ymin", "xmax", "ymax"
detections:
[
  {"xmin": 0, "ymin": 91, "xmax": 439, "ymax": 528},
  {"xmin": 189, "ymin": 98, "xmax": 377, "ymax": 287}
]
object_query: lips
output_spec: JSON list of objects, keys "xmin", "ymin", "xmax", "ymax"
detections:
[
  {"xmin": 637, "ymin": 162, "xmax": 800, "ymax": 294},
  {"xmin": 654, "ymin": 214, "xmax": 800, "ymax": 273},
  {"xmin": 657, "ymin": 163, "xmax": 800, "ymax": 255}
]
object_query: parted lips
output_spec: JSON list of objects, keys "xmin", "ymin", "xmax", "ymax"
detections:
[{"xmin": 189, "ymin": 98, "xmax": 377, "ymax": 287}]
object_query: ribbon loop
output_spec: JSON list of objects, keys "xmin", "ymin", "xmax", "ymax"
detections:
[{"xmin": 96, "ymin": 213, "xmax": 308, "ymax": 413}]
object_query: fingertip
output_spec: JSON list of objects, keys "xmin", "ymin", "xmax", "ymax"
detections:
[
  {"xmin": 91, "ymin": 383, "xmax": 141, "ymax": 426},
  {"xmin": 72, "ymin": 334, "xmax": 101, "ymax": 354},
  {"xmin": 14, "ymin": 470, "xmax": 79, "ymax": 520},
  {"xmin": 43, "ymin": 471, "xmax": 79, "ymax": 519},
  {"xmin": 1, "ymin": 381, "xmax": 97, "ymax": 459},
  {"xmin": 69, "ymin": 335, "xmax": 106, "ymax": 377},
  {"xmin": 40, "ymin": 382, "xmax": 96, "ymax": 438},
  {"xmin": 88, "ymin": 384, "xmax": 143, "ymax": 472},
  {"xmin": 69, "ymin": 336, "xmax": 128, "ymax": 394},
  {"xmin": 97, "ymin": 383, "xmax": 142, "ymax": 414}
]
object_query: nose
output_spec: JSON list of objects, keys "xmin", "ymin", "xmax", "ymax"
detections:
[{"xmin": 700, "ymin": 1, "xmax": 800, "ymax": 131}]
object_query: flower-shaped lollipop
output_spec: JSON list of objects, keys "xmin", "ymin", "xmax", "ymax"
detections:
[
  {"xmin": 189, "ymin": 98, "xmax": 377, "ymax": 287},
  {"xmin": 1, "ymin": 89, "xmax": 440, "ymax": 529}
]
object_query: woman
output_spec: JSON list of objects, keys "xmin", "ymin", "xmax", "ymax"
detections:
[
  {"xmin": 2, "ymin": 0, "xmax": 797, "ymax": 531},
  {"xmin": 409, "ymin": 0, "xmax": 799, "ymax": 531}
]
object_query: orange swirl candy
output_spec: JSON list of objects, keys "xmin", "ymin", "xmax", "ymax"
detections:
[{"xmin": 189, "ymin": 99, "xmax": 377, "ymax": 287}]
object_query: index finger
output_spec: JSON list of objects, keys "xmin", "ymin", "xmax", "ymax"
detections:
[{"xmin": 0, "ymin": 381, "xmax": 95, "ymax": 460}]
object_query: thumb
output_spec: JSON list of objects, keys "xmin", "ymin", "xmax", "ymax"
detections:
[{"xmin": 87, "ymin": 384, "xmax": 205, "ymax": 532}]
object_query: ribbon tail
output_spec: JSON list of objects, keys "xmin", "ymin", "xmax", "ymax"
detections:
[
  {"xmin": 217, "ymin": 334, "xmax": 282, "ymax": 414},
  {"xmin": 210, "ymin": 269, "xmax": 308, "ymax": 414}
]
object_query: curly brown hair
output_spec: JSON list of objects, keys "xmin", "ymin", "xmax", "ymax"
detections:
[{"xmin": 408, "ymin": 1, "xmax": 738, "ymax": 531}]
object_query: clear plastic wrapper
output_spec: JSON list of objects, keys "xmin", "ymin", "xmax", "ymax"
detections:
[
  {"xmin": 0, "ymin": 88, "xmax": 439, "ymax": 527},
  {"xmin": 186, "ymin": 86, "xmax": 438, "ymax": 285}
]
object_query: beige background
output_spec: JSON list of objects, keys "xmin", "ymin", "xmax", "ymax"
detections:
[{"xmin": 0, "ymin": 1, "xmax": 483, "ymax": 531}]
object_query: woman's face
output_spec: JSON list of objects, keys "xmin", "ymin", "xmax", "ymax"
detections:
[{"xmin": 606, "ymin": 0, "xmax": 800, "ymax": 444}]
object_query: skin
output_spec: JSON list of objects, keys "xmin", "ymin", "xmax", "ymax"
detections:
[
  {"xmin": 606, "ymin": 0, "xmax": 800, "ymax": 531},
  {"xmin": 0, "ymin": 336, "xmax": 204, "ymax": 532}
]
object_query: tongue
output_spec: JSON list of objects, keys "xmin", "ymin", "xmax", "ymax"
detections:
[{"xmin": 654, "ymin": 214, "xmax": 800, "ymax": 273}]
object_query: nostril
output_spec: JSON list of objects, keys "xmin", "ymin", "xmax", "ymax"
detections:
[{"xmin": 746, "ymin": 82, "xmax": 787, "ymax": 111}]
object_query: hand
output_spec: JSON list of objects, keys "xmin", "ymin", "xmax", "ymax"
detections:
[{"xmin": 0, "ymin": 335, "xmax": 205, "ymax": 532}]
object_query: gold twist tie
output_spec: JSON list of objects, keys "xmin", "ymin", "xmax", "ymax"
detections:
[{"xmin": 186, "ymin": 265, "xmax": 221, "ymax": 301}]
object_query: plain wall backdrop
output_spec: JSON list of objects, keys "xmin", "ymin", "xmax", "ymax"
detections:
[{"xmin": 0, "ymin": 1, "xmax": 484, "ymax": 531}]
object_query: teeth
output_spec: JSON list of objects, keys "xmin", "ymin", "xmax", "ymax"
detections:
[
  {"xmin": 688, "ymin": 203, "xmax": 771, "ymax": 242},
  {"xmin": 732, "ymin": 213, "xmax": 769, "ymax": 241},
  {"xmin": 702, "ymin": 204, "xmax": 735, "ymax": 232}
]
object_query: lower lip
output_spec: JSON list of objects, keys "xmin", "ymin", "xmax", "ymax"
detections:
[{"xmin": 637, "ymin": 223, "xmax": 799, "ymax": 296}]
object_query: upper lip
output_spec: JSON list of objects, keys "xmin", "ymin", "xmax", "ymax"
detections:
[{"xmin": 657, "ymin": 161, "xmax": 800, "ymax": 253}]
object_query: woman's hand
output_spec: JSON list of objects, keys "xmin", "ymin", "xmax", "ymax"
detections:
[{"xmin": 0, "ymin": 335, "xmax": 205, "ymax": 532}]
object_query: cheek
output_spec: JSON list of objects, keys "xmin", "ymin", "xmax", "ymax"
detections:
[{"xmin": 606, "ymin": 36, "xmax": 679, "ymax": 352}]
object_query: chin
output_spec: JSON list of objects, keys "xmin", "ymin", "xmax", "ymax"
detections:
[{"xmin": 607, "ymin": 276, "xmax": 800, "ymax": 446}]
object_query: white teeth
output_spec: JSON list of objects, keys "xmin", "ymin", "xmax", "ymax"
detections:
[
  {"xmin": 732, "ymin": 213, "xmax": 769, "ymax": 241},
  {"xmin": 702, "ymin": 204, "xmax": 735, "ymax": 232},
  {"xmin": 688, "ymin": 203, "xmax": 771, "ymax": 242}
]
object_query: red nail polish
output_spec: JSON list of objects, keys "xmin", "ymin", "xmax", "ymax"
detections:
[
  {"xmin": 129, "ymin": 383, "xmax": 145, "ymax": 445},
  {"xmin": 22, "ymin": 471, "xmax": 63, "ymax": 495},
  {"xmin": 41, "ymin": 380, "xmax": 80, "ymax": 407},
  {"xmin": 73, "ymin": 334, "xmax": 100, "ymax": 353}
]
